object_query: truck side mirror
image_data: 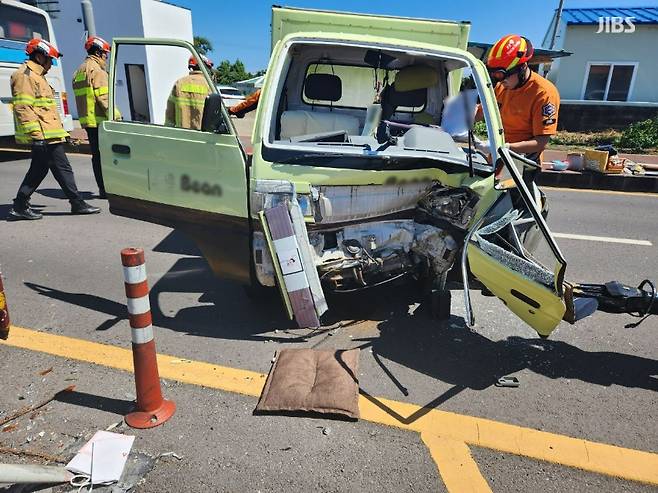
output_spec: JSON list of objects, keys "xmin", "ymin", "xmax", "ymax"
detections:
[{"xmin": 201, "ymin": 93, "xmax": 228, "ymax": 134}]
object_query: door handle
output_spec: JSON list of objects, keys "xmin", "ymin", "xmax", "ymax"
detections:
[{"xmin": 112, "ymin": 144, "xmax": 131, "ymax": 155}]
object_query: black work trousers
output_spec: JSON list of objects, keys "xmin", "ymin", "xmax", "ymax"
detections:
[
  {"xmin": 14, "ymin": 143, "xmax": 81, "ymax": 206},
  {"xmin": 86, "ymin": 127, "xmax": 105, "ymax": 194}
]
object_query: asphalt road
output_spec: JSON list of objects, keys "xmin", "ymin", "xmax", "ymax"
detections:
[{"xmin": 0, "ymin": 151, "xmax": 657, "ymax": 492}]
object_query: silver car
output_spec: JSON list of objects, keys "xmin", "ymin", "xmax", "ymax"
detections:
[{"xmin": 216, "ymin": 85, "xmax": 245, "ymax": 108}]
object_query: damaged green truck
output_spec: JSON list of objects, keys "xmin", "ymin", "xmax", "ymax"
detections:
[{"xmin": 100, "ymin": 7, "xmax": 656, "ymax": 337}]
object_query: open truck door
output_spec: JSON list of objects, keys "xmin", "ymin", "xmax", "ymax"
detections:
[
  {"xmin": 463, "ymin": 148, "xmax": 569, "ymax": 337},
  {"xmin": 99, "ymin": 39, "xmax": 250, "ymax": 284}
]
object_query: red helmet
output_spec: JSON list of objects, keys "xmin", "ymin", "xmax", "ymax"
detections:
[
  {"xmin": 188, "ymin": 54, "xmax": 213, "ymax": 70},
  {"xmin": 85, "ymin": 36, "xmax": 111, "ymax": 54},
  {"xmin": 25, "ymin": 38, "xmax": 62, "ymax": 59},
  {"xmin": 487, "ymin": 34, "xmax": 534, "ymax": 71}
]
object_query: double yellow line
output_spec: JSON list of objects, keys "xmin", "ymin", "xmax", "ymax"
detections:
[{"xmin": 4, "ymin": 326, "xmax": 658, "ymax": 491}]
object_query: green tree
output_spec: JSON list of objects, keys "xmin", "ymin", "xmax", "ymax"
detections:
[
  {"xmin": 193, "ymin": 36, "xmax": 213, "ymax": 56},
  {"xmin": 214, "ymin": 59, "xmax": 255, "ymax": 85}
]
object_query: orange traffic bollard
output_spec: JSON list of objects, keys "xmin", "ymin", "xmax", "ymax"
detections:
[
  {"xmin": 0, "ymin": 272, "xmax": 9, "ymax": 340},
  {"xmin": 121, "ymin": 248, "xmax": 175, "ymax": 429}
]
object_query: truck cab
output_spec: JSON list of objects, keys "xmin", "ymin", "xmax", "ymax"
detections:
[{"xmin": 99, "ymin": 7, "xmax": 595, "ymax": 338}]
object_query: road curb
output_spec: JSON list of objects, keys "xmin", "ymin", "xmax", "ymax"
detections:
[{"xmin": 537, "ymin": 170, "xmax": 658, "ymax": 193}]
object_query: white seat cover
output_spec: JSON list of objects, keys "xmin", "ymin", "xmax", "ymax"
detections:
[{"xmin": 280, "ymin": 110, "xmax": 359, "ymax": 139}]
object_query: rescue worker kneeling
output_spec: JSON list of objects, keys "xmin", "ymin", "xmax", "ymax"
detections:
[
  {"xmin": 165, "ymin": 54, "xmax": 213, "ymax": 130},
  {"xmin": 9, "ymin": 38, "xmax": 100, "ymax": 220}
]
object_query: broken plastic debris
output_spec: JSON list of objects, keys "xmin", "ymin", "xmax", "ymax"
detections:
[
  {"xmin": 495, "ymin": 376, "xmax": 520, "ymax": 388},
  {"xmin": 158, "ymin": 451, "xmax": 183, "ymax": 460}
]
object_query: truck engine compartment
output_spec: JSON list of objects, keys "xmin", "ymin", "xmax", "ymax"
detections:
[{"xmin": 253, "ymin": 183, "xmax": 481, "ymax": 293}]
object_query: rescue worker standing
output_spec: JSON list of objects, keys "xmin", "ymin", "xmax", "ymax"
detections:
[
  {"xmin": 478, "ymin": 34, "xmax": 560, "ymax": 166},
  {"xmin": 9, "ymin": 38, "xmax": 100, "ymax": 220},
  {"xmin": 165, "ymin": 54, "xmax": 213, "ymax": 130},
  {"xmin": 72, "ymin": 36, "xmax": 112, "ymax": 198}
]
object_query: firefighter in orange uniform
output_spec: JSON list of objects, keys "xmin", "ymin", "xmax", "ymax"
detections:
[{"xmin": 478, "ymin": 34, "xmax": 560, "ymax": 167}]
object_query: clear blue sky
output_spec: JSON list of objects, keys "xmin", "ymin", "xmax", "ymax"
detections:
[{"xmin": 170, "ymin": 0, "xmax": 658, "ymax": 73}]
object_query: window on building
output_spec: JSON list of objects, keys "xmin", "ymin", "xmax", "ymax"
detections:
[{"xmin": 583, "ymin": 63, "xmax": 636, "ymax": 102}]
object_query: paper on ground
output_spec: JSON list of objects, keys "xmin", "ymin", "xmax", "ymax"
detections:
[{"xmin": 66, "ymin": 430, "xmax": 135, "ymax": 485}]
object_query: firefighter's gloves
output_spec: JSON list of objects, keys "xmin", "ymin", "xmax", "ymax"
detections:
[
  {"xmin": 475, "ymin": 139, "xmax": 492, "ymax": 155},
  {"xmin": 475, "ymin": 140, "xmax": 509, "ymax": 155},
  {"xmin": 229, "ymin": 108, "xmax": 246, "ymax": 119}
]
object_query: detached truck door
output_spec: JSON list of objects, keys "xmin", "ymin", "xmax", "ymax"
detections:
[
  {"xmin": 466, "ymin": 148, "xmax": 568, "ymax": 338},
  {"xmin": 99, "ymin": 38, "xmax": 250, "ymax": 284}
]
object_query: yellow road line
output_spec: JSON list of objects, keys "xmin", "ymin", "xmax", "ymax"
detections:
[
  {"xmin": 421, "ymin": 433, "xmax": 492, "ymax": 492},
  {"xmin": 542, "ymin": 186, "xmax": 658, "ymax": 198},
  {"xmin": 3, "ymin": 326, "xmax": 658, "ymax": 486}
]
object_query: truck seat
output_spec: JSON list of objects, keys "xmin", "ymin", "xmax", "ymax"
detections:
[
  {"xmin": 279, "ymin": 72, "xmax": 359, "ymax": 139},
  {"xmin": 280, "ymin": 110, "xmax": 360, "ymax": 139}
]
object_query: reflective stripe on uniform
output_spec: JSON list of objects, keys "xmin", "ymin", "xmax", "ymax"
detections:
[
  {"xmin": 18, "ymin": 121, "xmax": 41, "ymax": 132},
  {"xmin": 94, "ymin": 86, "xmax": 108, "ymax": 96},
  {"xmin": 12, "ymin": 93, "xmax": 35, "ymax": 105},
  {"xmin": 14, "ymin": 118, "xmax": 42, "ymax": 144},
  {"xmin": 168, "ymin": 95, "xmax": 206, "ymax": 107},
  {"xmin": 80, "ymin": 115, "xmax": 107, "ymax": 125},
  {"xmin": 74, "ymin": 87, "xmax": 93, "ymax": 96},
  {"xmin": 32, "ymin": 97, "xmax": 56, "ymax": 107},
  {"xmin": 180, "ymin": 83, "xmax": 209, "ymax": 94},
  {"xmin": 42, "ymin": 128, "xmax": 68, "ymax": 138}
]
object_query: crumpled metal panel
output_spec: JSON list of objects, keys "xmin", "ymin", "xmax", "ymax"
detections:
[{"xmin": 317, "ymin": 183, "xmax": 432, "ymax": 224}]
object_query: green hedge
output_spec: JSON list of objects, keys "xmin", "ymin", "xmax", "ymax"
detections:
[
  {"xmin": 619, "ymin": 117, "xmax": 658, "ymax": 152},
  {"xmin": 474, "ymin": 118, "xmax": 658, "ymax": 153}
]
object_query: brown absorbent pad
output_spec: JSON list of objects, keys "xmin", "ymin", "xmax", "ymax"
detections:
[{"xmin": 255, "ymin": 348, "xmax": 360, "ymax": 420}]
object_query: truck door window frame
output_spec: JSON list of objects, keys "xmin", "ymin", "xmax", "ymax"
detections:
[{"xmin": 108, "ymin": 38, "xmax": 233, "ymax": 133}]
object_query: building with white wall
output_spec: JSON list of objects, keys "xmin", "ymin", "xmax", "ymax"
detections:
[
  {"xmin": 543, "ymin": 6, "xmax": 658, "ymax": 130},
  {"xmin": 49, "ymin": 0, "xmax": 192, "ymax": 122}
]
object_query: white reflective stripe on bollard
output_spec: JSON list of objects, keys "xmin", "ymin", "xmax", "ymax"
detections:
[
  {"xmin": 127, "ymin": 295, "xmax": 150, "ymax": 316},
  {"xmin": 123, "ymin": 264, "xmax": 147, "ymax": 284},
  {"xmin": 131, "ymin": 325, "xmax": 154, "ymax": 344}
]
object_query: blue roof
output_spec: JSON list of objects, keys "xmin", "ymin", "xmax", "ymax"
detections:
[{"xmin": 561, "ymin": 6, "xmax": 658, "ymax": 24}]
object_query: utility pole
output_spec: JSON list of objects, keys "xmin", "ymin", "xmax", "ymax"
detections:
[
  {"xmin": 544, "ymin": 0, "xmax": 565, "ymax": 76},
  {"xmin": 549, "ymin": 0, "xmax": 565, "ymax": 50},
  {"xmin": 80, "ymin": 0, "xmax": 96, "ymax": 37}
]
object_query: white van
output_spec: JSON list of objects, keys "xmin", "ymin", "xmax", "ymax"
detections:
[{"xmin": 0, "ymin": 0, "xmax": 73, "ymax": 143}]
